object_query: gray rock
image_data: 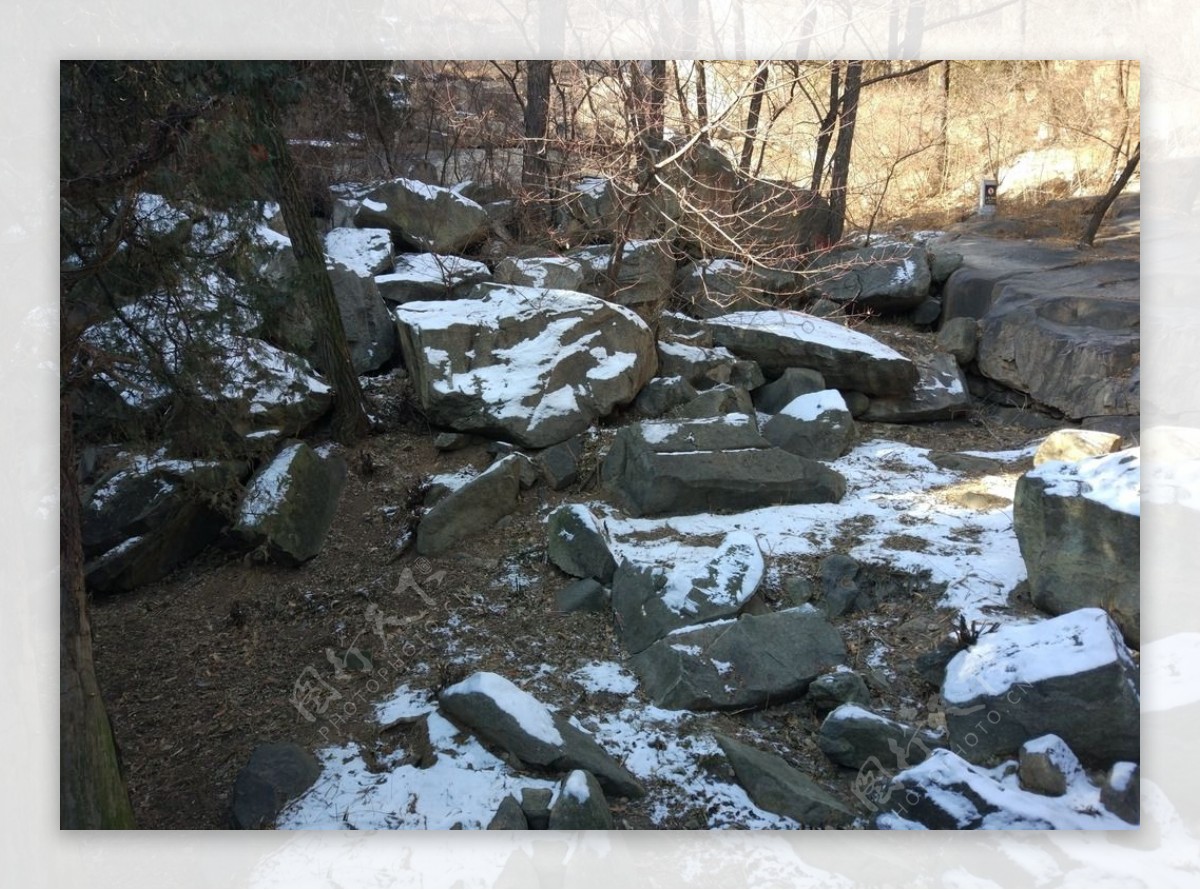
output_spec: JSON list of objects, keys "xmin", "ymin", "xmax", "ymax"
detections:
[
  {"xmin": 859, "ymin": 352, "xmax": 971, "ymax": 423},
  {"xmin": 547, "ymin": 504, "xmax": 617, "ymax": 584},
  {"xmin": 974, "ymin": 259, "xmax": 1139, "ymax": 420},
  {"xmin": 715, "ymin": 734, "xmax": 854, "ymax": 827},
  {"xmin": 417, "ymin": 454, "xmax": 524, "ymax": 556},
  {"xmin": 818, "ymin": 703, "xmax": 939, "ymax": 769},
  {"xmin": 628, "ymin": 606, "xmax": 846, "ymax": 710},
  {"xmin": 707, "ymin": 309, "xmax": 920, "ymax": 397},
  {"xmin": 487, "ymin": 795, "xmax": 529, "ymax": 829},
  {"xmin": 937, "ymin": 317, "xmax": 979, "ymax": 366},
  {"xmin": 926, "ymin": 450, "xmax": 1003, "ymax": 474},
  {"xmin": 912, "ymin": 299, "xmax": 942, "ymax": 327},
  {"xmin": 808, "ymin": 243, "xmax": 932, "ymax": 312},
  {"xmin": 728, "ymin": 359, "xmax": 766, "ymax": 390},
  {"xmin": 657, "ymin": 311, "xmax": 713, "ymax": 347},
  {"xmin": 495, "ymin": 256, "xmax": 586, "ymax": 291},
  {"xmin": 783, "ymin": 576, "xmax": 815, "ymax": 606},
  {"xmin": 438, "ymin": 672, "xmax": 644, "ymax": 798},
  {"xmin": 326, "ymin": 260, "xmax": 398, "ymax": 373},
  {"xmin": 806, "ymin": 298, "xmax": 844, "ymax": 319},
  {"xmin": 1032, "ymin": 429, "xmax": 1123, "ymax": 466},
  {"xmin": 669, "ymin": 384, "xmax": 754, "ymax": 420},
  {"xmin": 433, "ymin": 431, "xmax": 477, "ymax": 451},
  {"xmin": 555, "ymin": 578, "xmax": 609, "ymax": 614},
  {"xmin": 928, "ymin": 248, "xmax": 964, "ymax": 285},
  {"xmin": 1100, "ymin": 762, "xmax": 1140, "ymax": 824},
  {"xmin": 232, "ymin": 442, "xmax": 347, "ymax": 566},
  {"xmin": 633, "ymin": 376, "xmax": 700, "ymax": 418},
  {"xmin": 547, "ymin": 770, "xmax": 614, "ymax": 830},
  {"xmin": 376, "ymin": 253, "xmax": 491, "ymax": 304},
  {"xmin": 520, "ymin": 787, "xmax": 554, "ymax": 829},
  {"xmin": 395, "ymin": 286, "xmax": 656, "ymax": 448},
  {"xmin": 230, "ymin": 742, "xmax": 321, "ymax": 829},
  {"xmin": 819, "ymin": 554, "xmax": 863, "ymax": 617},
  {"xmin": 842, "ymin": 391, "xmax": 870, "ymax": 417},
  {"xmin": 674, "ymin": 258, "xmax": 773, "ymax": 318},
  {"xmin": 534, "ymin": 437, "xmax": 585, "ymax": 490},
  {"xmin": 355, "ymin": 177, "xmax": 490, "ymax": 253},
  {"xmin": 762, "ymin": 389, "xmax": 855, "ymax": 460},
  {"xmin": 941, "ymin": 608, "xmax": 1140, "ymax": 766},
  {"xmin": 807, "ymin": 669, "xmax": 871, "ymax": 711},
  {"xmin": 656, "ymin": 340, "xmax": 741, "ymax": 388},
  {"xmin": 602, "ymin": 415, "xmax": 846, "ymax": 517},
  {"xmin": 611, "ymin": 531, "xmax": 764, "ymax": 654},
  {"xmin": 752, "ymin": 367, "xmax": 827, "ymax": 414},
  {"xmin": 1014, "ymin": 449, "xmax": 1140, "ymax": 645},
  {"xmin": 934, "ymin": 234, "xmax": 1081, "ymax": 322},
  {"xmin": 568, "ymin": 239, "xmax": 674, "ymax": 306},
  {"xmin": 1017, "ymin": 734, "xmax": 1082, "ymax": 796}
]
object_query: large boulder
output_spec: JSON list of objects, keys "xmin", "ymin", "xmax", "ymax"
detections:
[
  {"xmin": 375, "ymin": 253, "xmax": 491, "ymax": 304},
  {"xmin": 706, "ymin": 309, "xmax": 919, "ymax": 397},
  {"xmin": 628, "ymin": 605, "xmax": 846, "ymax": 710},
  {"xmin": 974, "ymin": 260, "xmax": 1140, "ymax": 420},
  {"xmin": 602, "ymin": 414, "xmax": 846, "ymax": 517},
  {"xmin": 494, "ymin": 256, "xmax": 586, "ymax": 291},
  {"xmin": 1013, "ymin": 448, "xmax": 1140, "ymax": 645},
  {"xmin": 817, "ymin": 703, "xmax": 940, "ymax": 769},
  {"xmin": 417, "ymin": 455, "xmax": 525, "ymax": 556},
  {"xmin": 323, "ymin": 226, "xmax": 394, "ymax": 277},
  {"xmin": 730, "ymin": 178, "xmax": 833, "ymax": 261},
  {"xmin": 546, "ymin": 504, "xmax": 617, "ymax": 583},
  {"xmin": 325, "ymin": 260, "xmax": 398, "ymax": 372},
  {"xmin": 611, "ymin": 531, "xmax": 764, "ymax": 654},
  {"xmin": 232, "ymin": 442, "xmax": 348, "ymax": 566},
  {"xmin": 933, "ymin": 234, "xmax": 1081, "ymax": 322},
  {"xmin": 674, "ymin": 258, "xmax": 795, "ymax": 318},
  {"xmin": 807, "ymin": 243, "xmax": 932, "ymax": 312},
  {"xmin": 568, "ymin": 239, "xmax": 675, "ymax": 306},
  {"xmin": 716, "ymin": 734, "xmax": 854, "ymax": 827},
  {"xmin": 941, "ymin": 608, "xmax": 1140, "ymax": 766},
  {"xmin": 438, "ymin": 671, "xmax": 644, "ymax": 798},
  {"xmin": 859, "ymin": 352, "xmax": 971, "ymax": 423},
  {"xmin": 354, "ymin": 177, "xmax": 490, "ymax": 253},
  {"xmin": 394, "ymin": 285, "xmax": 657, "ymax": 448}
]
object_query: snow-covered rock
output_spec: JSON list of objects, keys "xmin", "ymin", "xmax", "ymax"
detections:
[
  {"xmin": 1014, "ymin": 448, "xmax": 1140, "ymax": 644},
  {"xmin": 494, "ymin": 256, "xmax": 585, "ymax": 291},
  {"xmin": 807, "ymin": 242, "xmax": 932, "ymax": 312},
  {"xmin": 601, "ymin": 414, "xmax": 846, "ymax": 517},
  {"xmin": 706, "ymin": 309, "xmax": 920, "ymax": 397},
  {"xmin": 1017, "ymin": 734, "xmax": 1084, "ymax": 796},
  {"xmin": 818, "ymin": 703, "xmax": 940, "ymax": 769},
  {"xmin": 611, "ymin": 531, "xmax": 765, "ymax": 654},
  {"xmin": 628, "ymin": 605, "xmax": 846, "ymax": 710},
  {"xmin": 354, "ymin": 177, "xmax": 490, "ymax": 253},
  {"xmin": 762, "ymin": 389, "xmax": 856, "ymax": 460},
  {"xmin": 859, "ymin": 352, "xmax": 971, "ymax": 423},
  {"xmin": 325, "ymin": 259, "xmax": 398, "ymax": 372},
  {"xmin": 674, "ymin": 258, "xmax": 776, "ymax": 318},
  {"xmin": 323, "ymin": 227, "xmax": 394, "ymax": 277},
  {"xmin": 375, "ymin": 252, "xmax": 490, "ymax": 304},
  {"xmin": 233, "ymin": 441, "xmax": 348, "ymax": 565},
  {"xmin": 547, "ymin": 770, "xmax": 613, "ymax": 829},
  {"xmin": 751, "ymin": 367, "xmax": 826, "ymax": 414},
  {"xmin": 394, "ymin": 285, "xmax": 656, "ymax": 448},
  {"xmin": 438, "ymin": 671, "xmax": 645, "ymax": 798},
  {"xmin": 546, "ymin": 504, "xmax": 617, "ymax": 584},
  {"xmin": 941, "ymin": 608, "xmax": 1140, "ymax": 766}
]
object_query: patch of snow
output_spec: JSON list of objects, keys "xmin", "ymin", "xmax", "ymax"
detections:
[
  {"xmin": 571, "ymin": 661, "xmax": 639, "ymax": 695},
  {"xmin": 658, "ymin": 531, "xmax": 763, "ymax": 616},
  {"xmin": 942, "ymin": 608, "xmax": 1134, "ymax": 704},
  {"xmin": 374, "ymin": 685, "xmax": 435, "ymax": 724},
  {"xmin": 1109, "ymin": 761, "xmax": 1137, "ymax": 793},
  {"xmin": 1029, "ymin": 447, "xmax": 1140, "ymax": 517},
  {"xmin": 780, "ymin": 389, "xmax": 848, "ymax": 422},
  {"xmin": 239, "ymin": 443, "xmax": 304, "ymax": 523},
  {"xmin": 442, "ymin": 672, "xmax": 563, "ymax": 747},
  {"xmin": 563, "ymin": 770, "xmax": 591, "ymax": 802},
  {"xmin": 324, "ymin": 227, "xmax": 393, "ymax": 277}
]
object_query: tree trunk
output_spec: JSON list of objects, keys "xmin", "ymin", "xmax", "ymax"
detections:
[
  {"xmin": 648, "ymin": 60, "xmax": 667, "ymax": 142},
  {"xmin": 811, "ymin": 62, "xmax": 841, "ymax": 192},
  {"xmin": 930, "ymin": 61, "xmax": 951, "ymax": 195},
  {"xmin": 695, "ymin": 61, "xmax": 710, "ymax": 144},
  {"xmin": 522, "ymin": 60, "xmax": 553, "ymax": 237},
  {"xmin": 1080, "ymin": 142, "xmax": 1139, "ymax": 248},
  {"xmin": 60, "ymin": 360, "xmax": 136, "ymax": 829},
  {"xmin": 826, "ymin": 60, "xmax": 862, "ymax": 245},
  {"xmin": 260, "ymin": 106, "xmax": 370, "ymax": 445},
  {"xmin": 739, "ymin": 63, "xmax": 770, "ymax": 173}
]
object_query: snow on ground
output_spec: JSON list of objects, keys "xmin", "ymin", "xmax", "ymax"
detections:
[{"xmin": 600, "ymin": 438, "xmax": 1028, "ymax": 621}]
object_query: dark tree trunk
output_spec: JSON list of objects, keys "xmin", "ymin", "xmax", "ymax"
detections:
[
  {"xmin": 826, "ymin": 60, "xmax": 862, "ymax": 245},
  {"xmin": 739, "ymin": 63, "xmax": 770, "ymax": 173},
  {"xmin": 260, "ymin": 104, "xmax": 369, "ymax": 445},
  {"xmin": 648, "ymin": 60, "xmax": 667, "ymax": 142},
  {"xmin": 1080, "ymin": 142, "xmax": 1140, "ymax": 248},
  {"xmin": 522, "ymin": 60, "xmax": 553, "ymax": 237},
  {"xmin": 811, "ymin": 62, "xmax": 841, "ymax": 192},
  {"xmin": 60, "ymin": 351, "xmax": 136, "ymax": 829},
  {"xmin": 695, "ymin": 61, "xmax": 710, "ymax": 144}
]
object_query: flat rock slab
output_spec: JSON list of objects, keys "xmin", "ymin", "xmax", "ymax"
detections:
[
  {"xmin": 602, "ymin": 414, "xmax": 846, "ymax": 517},
  {"xmin": 933, "ymin": 234, "xmax": 1082, "ymax": 322},
  {"xmin": 941, "ymin": 608, "xmax": 1140, "ymax": 766},
  {"xmin": 716, "ymin": 734, "xmax": 854, "ymax": 827},
  {"xmin": 1014, "ymin": 449, "xmax": 1140, "ymax": 645},
  {"xmin": 395, "ymin": 285, "xmax": 656, "ymax": 448},
  {"xmin": 706, "ymin": 309, "xmax": 919, "ymax": 397},
  {"xmin": 376, "ymin": 253, "xmax": 490, "ymax": 304},
  {"xmin": 439, "ymin": 671, "xmax": 644, "ymax": 798},
  {"xmin": 629, "ymin": 605, "xmax": 846, "ymax": 710},
  {"xmin": 612, "ymin": 531, "xmax": 765, "ymax": 654}
]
